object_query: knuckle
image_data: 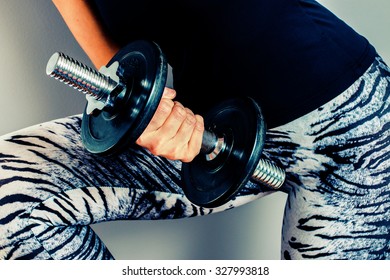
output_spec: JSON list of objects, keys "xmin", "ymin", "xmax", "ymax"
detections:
[
  {"xmin": 181, "ymin": 157, "xmax": 191, "ymax": 163},
  {"xmin": 195, "ymin": 115, "xmax": 205, "ymax": 131},
  {"xmin": 181, "ymin": 153, "xmax": 196, "ymax": 163},
  {"xmin": 135, "ymin": 137, "xmax": 145, "ymax": 146},
  {"xmin": 147, "ymin": 140, "xmax": 165, "ymax": 156},
  {"xmin": 156, "ymin": 99, "xmax": 173, "ymax": 115},
  {"xmin": 148, "ymin": 146, "xmax": 161, "ymax": 156},
  {"xmin": 185, "ymin": 114, "xmax": 196, "ymax": 125},
  {"xmin": 184, "ymin": 107, "xmax": 195, "ymax": 116},
  {"xmin": 171, "ymin": 104, "xmax": 186, "ymax": 121},
  {"xmin": 181, "ymin": 147, "xmax": 200, "ymax": 163}
]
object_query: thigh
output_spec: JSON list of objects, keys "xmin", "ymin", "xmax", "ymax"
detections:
[
  {"xmin": 0, "ymin": 114, "xmax": 273, "ymax": 259},
  {"xmin": 264, "ymin": 56, "xmax": 390, "ymax": 259}
]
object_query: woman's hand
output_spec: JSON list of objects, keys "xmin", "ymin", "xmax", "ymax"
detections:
[{"xmin": 136, "ymin": 88, "xmax": 204, "ymax": 162}]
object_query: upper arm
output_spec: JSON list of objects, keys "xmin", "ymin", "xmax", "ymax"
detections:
[{"xmin": 52, "ymin": 0, "xmax": 119, "ymax": 68}]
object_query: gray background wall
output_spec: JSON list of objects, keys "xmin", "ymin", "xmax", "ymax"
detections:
[{"xmin": 0, "ymin": 0, "xmax": 388, "ymax": 259}]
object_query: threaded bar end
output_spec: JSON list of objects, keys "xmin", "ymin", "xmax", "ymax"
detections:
[
  {"xmin": 252, "ymin": 158, "xmax": 285, "ymax": 189},
  {"xmin": 46, "ymin": 52, "xmax": 117, "ymax": 100}
]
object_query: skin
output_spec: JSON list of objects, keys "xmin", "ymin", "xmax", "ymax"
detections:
[{"xmin": 52, "ymin": 0, "xmax": 205, "ymax": 162}]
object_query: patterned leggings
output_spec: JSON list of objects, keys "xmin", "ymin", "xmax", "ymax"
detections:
[{"xmin": 0, "ymin": 56, "xmax": 389, "ymax": 260}]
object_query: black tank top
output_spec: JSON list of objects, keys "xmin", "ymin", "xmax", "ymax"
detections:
[{"xmin": 92, "ymin": 0, "xmax": 376, "ymax": 128}]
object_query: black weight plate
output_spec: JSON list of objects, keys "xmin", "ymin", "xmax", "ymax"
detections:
[
  {"xmin": 81, "ymin": 40, "xmax": 167, "ymax": 156},
  {"xmin": 181, "ymin": 97, "xmax": 266, "ymax": 208}
]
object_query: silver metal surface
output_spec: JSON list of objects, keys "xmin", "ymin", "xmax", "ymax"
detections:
[
  {"xmin": 46, "ymin": 52, "xmax": 121, "ymax": 114},
  {"xmin": 202, "ymin": 129, "xmax": 285, "ymax": 189},
  {"xmin": 252, "ymin": 158, "xmax": 286, "ymax": 189},
  {"xmin": 204, "ymin": 136, "xmax": 226, "ymax": 161}
]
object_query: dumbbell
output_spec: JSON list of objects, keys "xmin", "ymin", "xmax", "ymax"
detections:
[{"xmin": 46, "ymin": 40, "xmax": 285, "ymax": 208}]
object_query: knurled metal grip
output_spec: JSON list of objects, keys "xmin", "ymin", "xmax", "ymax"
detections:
[{"xmin": 46, "ymin": 40, "xmax": 286, "ymax": 207}]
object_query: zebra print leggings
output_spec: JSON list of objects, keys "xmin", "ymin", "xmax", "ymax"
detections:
[{"xmin": 0, "ymin": 56, "xmax": 389, "ymax": 260}]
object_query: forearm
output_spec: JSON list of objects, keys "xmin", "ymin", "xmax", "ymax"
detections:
[{"xmin": 52, "ymin": 0, "xmax": 119, "ymax": 68}]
